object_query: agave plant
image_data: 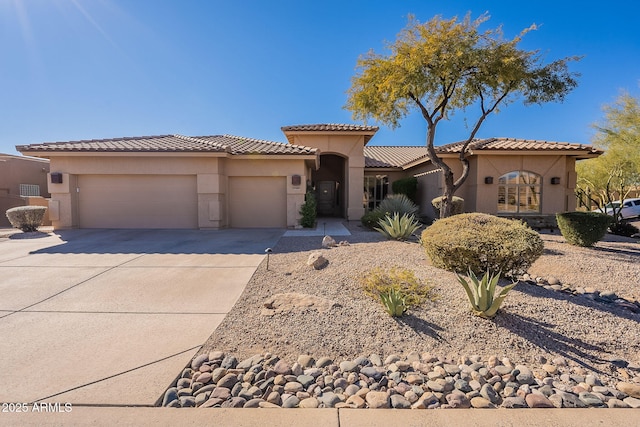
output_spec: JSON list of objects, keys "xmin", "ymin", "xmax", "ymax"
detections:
[
  {"xmin": 456, "ymin": 270, "xmax": 516, "ymax": 319},
  {"xmin": 379, "ymin": 287, "xmax": 408, "ymax": 317},
  {"xmin": 377, "ymin": 194, "xmax": 419, "ymax": 217},
  {"xmin": 374, "ymin": 212, "xmax": 421, "ymax": 240}
]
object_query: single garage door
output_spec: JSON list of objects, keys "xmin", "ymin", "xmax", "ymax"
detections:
[
  {"xmin": 78, "ymin": 174, "xmax": 198, "ymax": 228},
  {"xmin": 228, "ymin": 177, "xmax": 287, "ymax": 228}
]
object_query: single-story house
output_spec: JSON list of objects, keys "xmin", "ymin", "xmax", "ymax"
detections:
[
  {"xmin": 16, "ymin": 124, "xmax": 602, "ymax": 229},
  {"xmin": 0, "ymin": 153, "xmax": 51, "ymax": 227}
]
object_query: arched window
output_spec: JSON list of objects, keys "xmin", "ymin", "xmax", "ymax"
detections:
[{"xmin": 497, "ymin": 171, "xmax": 541, "ymax": 213}]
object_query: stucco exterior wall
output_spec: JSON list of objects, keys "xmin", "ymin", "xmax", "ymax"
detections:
[
  {"xmin": 457, "ymin": 154, "xmax": 574, "ymax": 215},
  {"xmin": 0, "ymin": 155, "xmax": 50, "ymax": 227},
  {"xmin": 287, "ymin": 134, "xmax": 367, "ymax": 220},
  {"xmin": 402, "ymin": 153, "xmax": 580, "ymax": 218}
]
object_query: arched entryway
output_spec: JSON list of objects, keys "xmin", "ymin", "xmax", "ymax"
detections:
[{"xmin": 312, "ymin": 154, "xmax": 346, "ymax": 217}]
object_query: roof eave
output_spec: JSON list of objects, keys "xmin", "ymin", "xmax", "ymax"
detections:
[
  {"xmin": 15, "ymin": 149, "xmax": 229, "ymax": 158},
  {"xmin": 281, "ymin": 130, "xmax": 378, "ymax": 145}
]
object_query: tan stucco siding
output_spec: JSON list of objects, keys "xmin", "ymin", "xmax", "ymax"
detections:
[
  {"xmin": 77, "ymin": 174, "xmax": 198, "ymax": 228},
  {"xmin": 47, "ymin": 155, "xmax": 221, "ymax": 175},
  {"xmin": 228, "ymin": 177, "xmax": 287, "ymax": 228},
  {"xmin": 467, "ymin": 154, "xmax": 571, "ymax": 215},
  {"xmin": 288, "ymin": 134, "xmax": 367, "ymax": 220}
]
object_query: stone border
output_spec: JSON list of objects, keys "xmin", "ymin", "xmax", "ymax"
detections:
[
  {"xmin": 519, "ymin": 274, "xmax": 640, "ymax": 314},
  {"xmin": 161, "ymin": 351, "xmax": 640, "ymax": 409}
]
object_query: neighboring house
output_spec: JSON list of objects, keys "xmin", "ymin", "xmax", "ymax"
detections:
[
  {"xmin": 0, "ymin": 153, "xmax": 51, "ymax": 227},
  {"xmin": 16, "ymin": 124, "xmax": 602, "ymax": 229}
]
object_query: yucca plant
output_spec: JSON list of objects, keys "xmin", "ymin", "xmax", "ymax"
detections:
[
  {"xmin": 456, "ymin": 270, "xmax": 516, "ymax": 319},
  {"xmin": 379, "ymin": 288, "xmax": 408, "ymax": 317},
  {"xmin": 374, "ymin": 212, "xmax": 421, "ymax": 240},
  {"xmin": 377, "ymin": 194, "xmax": 419, "ymax": 217}
]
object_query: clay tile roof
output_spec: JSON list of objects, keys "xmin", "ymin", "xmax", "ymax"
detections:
[
  {"xmin": 364, "ymin": 146, "xmax": 429, "ymax": 168},
  {"xmin": 436, "ymin": 137, "xmax": 604, "ymax": 155},
  {"xmin": 193, "ymin": 135, "xmax": 317, "ymax": 155},
  {"xmin": 16, "ymin": 134, "xmax": 317, "ymax": 156},
  {"xmin": 280, "ymin": 123, "xmax": 379, "ymax": 132},
  {"xmin": 15, "ymin": 135, "xmax": 228, "ymax": 153}
]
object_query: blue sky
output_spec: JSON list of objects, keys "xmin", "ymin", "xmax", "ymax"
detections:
[{"xmin": 1, "ymin": 0, "xmax": 639, "ymax": 155}]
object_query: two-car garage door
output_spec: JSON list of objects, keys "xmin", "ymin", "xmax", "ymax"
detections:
[
  {"xmin": 76, "ymin": 174, "xmax": 287, "ymax": 229},
  {"xmin": 77, "ymin": 175, "xmax": 198, "ymax": 229}
]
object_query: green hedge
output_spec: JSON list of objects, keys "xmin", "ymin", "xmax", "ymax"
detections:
[
  {"xmin": 391, "ymin": 176, "xmax": 418, "ymax": 202},
  {"xmin": 299, "ymin": 191, "xmax": 317, "ymax": 228},
  {"xmin": 556, "ymin": 211, "xmax": 612, "ymax": 247},
  {"xmin": 421, "ymin": 213, "xmax": 543, "ymax": 276}
]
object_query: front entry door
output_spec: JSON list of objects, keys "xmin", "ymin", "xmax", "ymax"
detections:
[{"xmin": 316, "ymin": 181, "xmax": 337, "ymax": 216}]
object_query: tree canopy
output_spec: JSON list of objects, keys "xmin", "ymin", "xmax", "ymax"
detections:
[
  {"xmin": 577, "ymin": 92, "xmax": 640, "ymax": 194},
  {"xmin": 345, "ymin": 13, "xmax": 581, "ymax": 217}
]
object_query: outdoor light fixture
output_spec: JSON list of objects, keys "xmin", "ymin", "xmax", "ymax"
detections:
[
  {"xmin": 265, "ymin": 248, "xmax": 273, "ymax": 270},
  {"xmin": 291, "ymin": 175, "xmax": 301, "ymax": 186},
  {"xmin": 484, "ymin": 176, "xmax": 494, "ymax": 184},
  {"xmin": 550, "ymin": 177, "xmax": 561, "ymax": 185},
  {"xmin": 50, "ymin": 172, "xmax": 63, "ymax": 184}
]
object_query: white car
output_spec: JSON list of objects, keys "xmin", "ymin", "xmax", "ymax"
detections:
[{"xmin": 595, "ymin": 198, "xmax": 640, "ymax": 219}]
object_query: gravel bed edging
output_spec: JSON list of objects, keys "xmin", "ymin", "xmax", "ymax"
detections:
[
  {"xmin": 161, "ymin": 351, "xmax": 640, "ymax": 409},
  {"xmin": 161, "ymin": 221, "xmax": 640, "ymax": 409}
]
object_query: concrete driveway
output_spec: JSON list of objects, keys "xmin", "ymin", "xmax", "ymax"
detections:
[{"xmin": 0, "ymin": 228, "xmax": 282, "ymax": 406}]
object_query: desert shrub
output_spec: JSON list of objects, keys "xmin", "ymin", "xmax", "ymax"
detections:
[
  {"xmin": 6, "ymin": 206, "xmax": 47, "ymax": 232},
  {"xmin": 377, "ymin": 194, "xmax": 419, "ymax": 216},
  {"xmin": 379, "ymin": 288, "xmax": 408, "ymax": 317},
  {"xmin": 457, "ymin": 270, "xmax": 516, "ymax": 319},
  {"xmin": 556, "ymin": 211, "xmax": 612, "ymax": 247},
  {"xmin": 421, "ymin": 213, "xmax": 543, "ymax": 277},
  {"xmin": 299, "ymin": 191, "xmax": 317, "ymax": 228},
  {"xmin": 391, "ymin": 176, "xmax": 418, "ymax": 202},
  {"xmin": 609, "ymin": 221, "xmax": 639, "ymax": 237},
  {"xmin": 361, "ymin": 209, "xmax": 386, "ymax": 229},
  {"xmin": 361, "ymin": 267, "xmax": 436, "ymax": 310},
  {"xmin": 374, "ymin": 212, "xmax": 421, "ymax": 241},
  {"xmin": 431, "ymin": 196, "xmax": 465, "ymax": 218}
]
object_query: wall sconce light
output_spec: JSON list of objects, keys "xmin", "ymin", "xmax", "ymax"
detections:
[
  {"xmin": 51, "ymin": 172, "xmax": 63, "ymax": 184},
  {"xmin": 291, "ymin": 175, "xmax": 301, "ymax": 186},
  {"xmin": 550, "ymin": 177, "xmax": 561, "ymax": 185},
  {"xmin": 484, "ymin": 176, "xmax": 493, "ymax": 184}
]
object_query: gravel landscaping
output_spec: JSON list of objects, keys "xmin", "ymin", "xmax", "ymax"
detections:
[{"xmin": 166, "ymin": 221, "xmax": 640, "ymax": 409}]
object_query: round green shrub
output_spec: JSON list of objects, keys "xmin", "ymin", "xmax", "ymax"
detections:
[
  {"xmin": 609, "ymin": 221, "xmax": 639, "ymax": 237},
  {"xmin": 556, "ymin": 211, "xmax": 613, "ymax": 247},
  {"xmin": 432, "ymin": 196, "xmax": 464, "ymax": 218},
  {"xmin": 421, "ymin": 213, "xmax": 544, "ymax": 276}
]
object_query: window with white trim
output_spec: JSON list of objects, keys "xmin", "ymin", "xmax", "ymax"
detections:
[{"xmin": 497, "ymin": 171, "xmax": 541, "ymax": 213}]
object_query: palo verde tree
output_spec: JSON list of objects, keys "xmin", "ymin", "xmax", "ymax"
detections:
[{"xmin": 345, "ymin": 13, "xmax": 581, "ymax": 217}]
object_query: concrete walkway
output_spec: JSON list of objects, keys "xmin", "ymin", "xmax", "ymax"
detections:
[
  {"xmin": 1, "ymin": 407, "xmax": 637, "ymax": 426},
  {"xmin": 283, "ymin": 217, "xmax": 351, "ymax": 237},
  {"xmin": 0, "ymin": 228, "xmax": 282, "ymax": 406}
]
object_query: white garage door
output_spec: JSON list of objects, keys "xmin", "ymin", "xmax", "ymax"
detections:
[
  {"xmin": 78, "ymin": 175, "xmax": 198, "ymax": 229},
  {"xmin": 228, "ymin": 177, "xmax": 287, "ymax": 228}
]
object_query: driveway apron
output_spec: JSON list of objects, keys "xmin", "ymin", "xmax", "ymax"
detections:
[{"xmin": 0, "ymin": 228, "xmax": 282, "ymax": 405}]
